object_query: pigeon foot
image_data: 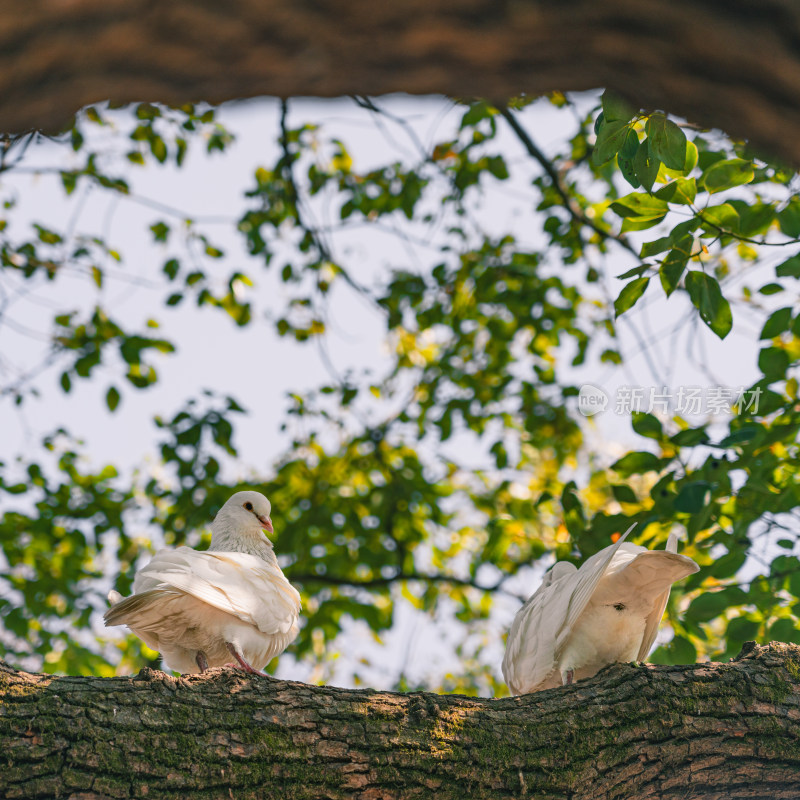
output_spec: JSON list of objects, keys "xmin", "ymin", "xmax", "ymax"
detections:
[
  {"xmin": 225, "ymin": 642, "xmax": 268, "ymax": 677},
  {"xmin": 195, "ymin": 651, "xmax": 209, "ymax": 672},
  {"xmin": 564, "ymin": 669, "xmax": 574, "ymax": 685}
]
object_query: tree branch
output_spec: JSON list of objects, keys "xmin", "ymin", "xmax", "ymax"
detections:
[
  {"xmin": 277, "ymin": 98, "xmax": 377, "ymax": 306},
  {"xmin": 498, "ymin": 105, "xmax": 640, "ymax": 259},
  {"xmin": 3, "ymin": 1, "xmax": 800, "ymax": 168},
  {"xmin": 3, "ymin": 642, "xmax": 800, "ymax": 799},
  {"xmin": 289, "ymin": 569, "xmax": 523, "ymax": 599}
]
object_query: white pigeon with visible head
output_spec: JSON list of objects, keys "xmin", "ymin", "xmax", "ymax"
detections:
[
  {"xmin": 105, "ymin": 491, "xmax": 301, "ymax": 676},
  {"xmin": 502, "ymin": 526, "xmax": 698, "ymax": 694}
]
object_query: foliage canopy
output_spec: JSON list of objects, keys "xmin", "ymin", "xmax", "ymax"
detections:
[{"xmin": 1, "ymin": 92, "xmax": 798, "ymax": 692}]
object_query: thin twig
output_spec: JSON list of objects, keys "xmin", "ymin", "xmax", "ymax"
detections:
[
  {"xmin": 278, "ymin": 99, "xmax": 378, "ymax": 306},
  {"xmin": 288, "ymin": 569, "xmax": 526, "ymax": 601},
  {"xmin": 498, "ymin": 105, "xmax": 640, "ymax": 259}
]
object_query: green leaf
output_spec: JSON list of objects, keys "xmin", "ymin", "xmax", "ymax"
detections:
[
  {"xmin": 594, "ymin": 111, "xmax": 605, "ymax": 135},
  {"xmin": 617, "ymin": 154, "xmax": 640, "ymax": 189},
  {"xmin": 684, "ymin": 271, "xmax": 733, "ymax": 339},
  {"xmin": 758, "ymin": 346, "xmax": 790, "ymax": 380},
  {"xmin": 659, "ymin": 244, "xmax": 690, "ymax": 297},
  {"xmin": 767, "ymin": 619, "xmax": 800, "ymax": 646},
  {"xmin": 697, "ymin": 149, "xmax": 726, "ymax": 171},
  {"xmin": 593, "ymin": 120, "xmax": 631, "ymax": 164},
  {"xmin": 640, "ymin": 237, "xmax": 672, "ymax": 259},
  {"xmin": 686, "ymin": 587, "xmax": 747, "ymax": 623},
  {"xmin": 718, "ymin": 427, "xmax": 759, "ymax": 448},
  {"xmin": 620, "ymin": 129, "xmax": 639, "ymax": 160},
  {"xmin": 674, "ymin": 481, "xmax": 712, "ymax": 513},
  {"xmin": 778, "ymin": 197, "xmax": 800, "ymax": 238},
  {"xmin": 645, "ymin": 114, "xmax": 687, "ymax": 171},
  {"xmin": 163, "ymin": 258, "xmax": 180, "ymax": 281},
  {"xmin": 633, "ymin": 138, "xmax": 660, "ymax": 192},
  {"xmin": 760, "ymin": 307, "xmax": 793, "ymax": 339},
  {"xmin": 176, "ymin": 138, "xmax": 188, "ymax": 167},
  {"xmin": 615, "ymin": 265, "xmax": 649, "ymax": 280},
  {"xmin": 655, "ymin": 178, "xmax": 696, "ymax": 205},
  {"xmin": 610, "ymin": 193, "xmax": 668, "ymax": 220},
  {"xmin": 611, "ymin": 451, "xmax": 663, "ymax": 476},
  {"xmin": 150, "ymin": 222, "xmax": 170, "ymax": 243},
  {"xmin": 620, "ymin": 214, "xmax": 667, "ymax": 233},
  {"xmin": 632, "ymin": 412, "xmax": 662, "ymax": 439},
  {"xmin": 661, "ymin": 635, "xmax": 697, "ymax": 665},
  {"xmin": 150, "ymin": 136, "xmax": 168, "ymax": 163},
  {"xmin": 460, "ymin": 101, "xmax": 493, "ymax": 129},
  {"xmin": 701, "ymin": 203, "xmax": 739, "ymax": 233},
  {"xmin": 614, "ymin": 277, "xmax": 650, "ymax": 318},
  {"xmin": 612, "ymin": 484, "xmax": 638, "ymax": 504},
  {"xmin": 709, "ymin": 551, "xmax": 747, "ymax": 580},
  {"xmin": 668, "ymin": 218, "xmax": 701, "ymax": 245},
  {"xmin": 670, "ymin": 427, "xmax": 709, "ymax": 447},
  {"xmin": 776, "ymin": 255, "xmax": 800, "ymax": 278},
  {"xmin": 106, "ymin": 386, "xmax": 121, "ymax": 412},
  {"xmin": 661, "ymin": 140, "xmax": 699, "ymax": 179},
  {"xmin": 60, "ymin": 171, "xmax": 78, "ymax": 195},
  {"xmin": 680, "ymin": 141, "xmax": 699, "ymax": 174},
  {"xmin": 490, "ymin": 440, "xmax": 508, "ymax": 469},
  {"xmin": 486, "ymin": 156, "xmax": 509, "ymax": 181},
  {"xmin": 735, "ymin": 201, "xmax": 776, "ymax": 237},
  {"xmin": 35, "ymin": 225, "xmax": 63, "ymax": 245},
  {"xmin": 702, "ymin": 158, "xmax": 755, "ymax": 194},
  {"xmin": 439, "ymin": 409, "xmax": 453, "ymax": 441},
  {"xmin": 602, "ymin": 91, "xmax": 637, "ymax": 123},
  {"xmin": 135, "ymin": 103, "xmax": 160, "ymax": 121},
  {"xmin": 600, "ymin": 349, "xmax": 622, "ymax": 364},
  {"xmin": 759, "ymin": 283, "xmax": 784, "ymax": 295}
]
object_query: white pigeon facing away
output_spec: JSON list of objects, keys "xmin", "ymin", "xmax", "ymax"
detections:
[
  {"xmin": 105, "ymin": 491, "xmax": 301, "ymax": 676},
  {"xmin": 502, "ymin": 526, "xmax": 699, "ymax": 694}
]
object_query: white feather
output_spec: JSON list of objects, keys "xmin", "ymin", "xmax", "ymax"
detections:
[
  {"xmin": 104, "ymin": 491, "xmax": 301, "ymax": 675},
  {"xmin": 502, "ymin": 525, "xmax": 698, "ymax": 694}
]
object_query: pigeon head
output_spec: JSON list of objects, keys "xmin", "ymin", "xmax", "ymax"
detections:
[{"xmin": 216, "ymin": 491, "xmax": 273, "ymax": 535}]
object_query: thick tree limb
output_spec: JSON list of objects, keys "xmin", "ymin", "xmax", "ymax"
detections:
[
  {"xmin": 2, "ymin": 1, "xmax": 800, "ymax": 164},
  {"xmin": 2, "ymin": 642, "xmax": 800, "ymax": 799}
]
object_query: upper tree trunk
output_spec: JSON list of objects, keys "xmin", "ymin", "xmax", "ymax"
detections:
[
  {"xmin": 2, "ymin": 641, "xmax": 800, "ymax": 799},
  {"xmin": 3, "ymin": 0, "xmax": 800, "ymax": 164}
]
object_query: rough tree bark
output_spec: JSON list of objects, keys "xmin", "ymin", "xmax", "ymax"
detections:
[
  {"xmin": 2, "ymin": 0, "xmax": 800, "ymax": 164},
  {"xmin": 2, "ymin": 641, "xmax": 800, "ymax": 800}
]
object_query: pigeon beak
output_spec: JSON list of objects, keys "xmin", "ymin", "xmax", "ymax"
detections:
[{"xmin": 257, "ymin": 514, "xmax": 273, "ymax": 534}]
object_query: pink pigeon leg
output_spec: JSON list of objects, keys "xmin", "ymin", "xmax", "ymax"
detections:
[
  {"xmin": 195, "ymin": 651, "xmax": 209, "ymax": 672},
  {"xmin": 225, "ymin": 642, "xmax": 268, "ymax": 677},
  {"xmin": 564, "ymin": 669, "xmax": 574, "ymax": 685}
]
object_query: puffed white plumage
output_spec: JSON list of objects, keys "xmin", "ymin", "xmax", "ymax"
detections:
[
  {"xmin": 502, "ymin": 526, "xmax": 698, "ymax": 694},
  {"xmin": 104, "ymin": 491, "xmax": 300, "ymax": 676}
]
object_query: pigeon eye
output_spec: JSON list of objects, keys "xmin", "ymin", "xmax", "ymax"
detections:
[
  {"xmin": 244, "ymin": 502, "xmax": 253, "ymax": 511},
  {"xmin": 613, "ymin": 603, "xmax": 626, "ymax": 612}
]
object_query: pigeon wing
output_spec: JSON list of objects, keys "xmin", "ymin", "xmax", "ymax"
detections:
[
  {"xmin": 635, "ymin": 532, "xmax": 698, "ymax": 659},
  {"xmin": 503, "ymin": 525, "xmax": 636, "ymax": 694},
  {"xmin": 134, "ymin": 547, "xmax": 301, "ymax": 636},
  {"xmin": 502, "ymin": 562, "xmax": 579, "ymax": 694},
  {"xmin": 554, "ymin": 524, "xmax": 636, "ymax": 653}
]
